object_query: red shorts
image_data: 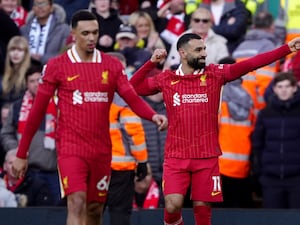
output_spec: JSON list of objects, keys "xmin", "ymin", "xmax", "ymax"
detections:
[
  {"xmin": 58, "ymin": 155, "xmax": 111, "ymax": 203},
  {"xmin": 163, "ymin": 157, "xmax": 222, "ymax": 202}
]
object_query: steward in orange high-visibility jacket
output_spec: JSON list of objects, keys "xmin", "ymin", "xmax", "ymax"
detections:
[
  {"xmin": 233, "ymin": 11, "xmax": 279, "ymax": 118},
  {"xmin": 107, "ymin": 93, "xmax": 149, "ymax": 225},
  {"xmin": 109, "ymin": 94, "xmax": 148, "ymax": 171},
  {"xmin": 219, "ymin": 79, "xmax": 255, "ymax": 179},
  {"xmin": 218, "ymin": 78, "xmax": 255, "ymax": 207}
]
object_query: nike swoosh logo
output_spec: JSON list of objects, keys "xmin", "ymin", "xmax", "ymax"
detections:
[
  {"xmin": 171, "ymin": 80, "xmax": 180, "ymax": 85},
  {"xmin": 211, "ymin": 191, "xmax": 221, "ymax": 196},
  {"xmin": 67, "ymin": 74, "xmax": 80, "ymax": 81}
]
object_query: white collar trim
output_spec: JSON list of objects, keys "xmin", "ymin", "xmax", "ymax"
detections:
[
  {"xmin": 175, "ymin": 64, "xmax": 204, "ymax": 76},
  {"xmin": 67, "ymin": 45, "xmax": 101, "ymax": 63}
]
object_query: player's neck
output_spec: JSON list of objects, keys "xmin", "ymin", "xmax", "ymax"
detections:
[
  {"xmin": 181, "ymin": 64, "xmax": 195, "ymax": 75},
  {"xmin": 75, "ymin": 46, "xmax": 95, "ymax": 62}
]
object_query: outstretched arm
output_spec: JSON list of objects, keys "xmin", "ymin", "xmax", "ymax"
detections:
[
  {"xmin": 228, "ymin": 36, "xmax": 300, "ymax": 81},
  {"xmin": 130, "ymin": 49, "xmax": 167, "ymax": 96}
]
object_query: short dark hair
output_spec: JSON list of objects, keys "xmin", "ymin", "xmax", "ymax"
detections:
[
  {"xmin": 71, "ymin": 10, "xmax": 97, "ymax": 29},
  {"xmin": 254, "ymin": 11, "xmax": 274, "ymax": 29},
  {"xmin": 273, "ymin": 72, "xmax": 297, "ymax": 86},
  {"xmin": 176, "ymin": 33, "xmax": 202, "ymax": 51},
  {"xmin": 25, "ymin": 59, "xmax": 43, "ymax": 81}
]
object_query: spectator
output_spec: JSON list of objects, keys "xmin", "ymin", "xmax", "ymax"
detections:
[
  {"xmin": 156, "ymin": 0, "xmax": 188, "ymax": 51},
  {"xmin": 1, "ymin": 61, "xmax": 60, "ymax": 205},
  {"xmin": 200, "ymin": 0, "xmax": 249, "ymax": 53},
  {"xmin": 164, "ymin": 6, "xmax": 229, "ymax": 69},
  {"xmin": 106, "ymin": 51, "xmax": 149, "ymax": 225},
  {"xmin": 139, "ymin": 0, "xmax": 160, "ymax": 23},
  {"xmin": 115, "ymin": 24, "xmax": 152, "ymax": 76},
  {"xmin": 117, "ymin": 0, "xmax": 139, "ymax": 16},
  {"xmin": 276, "ymin": 0, "xmax": 300, "ymax": 71},
  {"xmin": 140, "ymin": 92, "xmax": 167, "ymax": 208},
  {"xmin": 128, "ymin": 10, "xmax": 165, "ymax": 53},
  {"xmin": 252, "ymin": 72, "xmax": 300, "ymax": 208},
  {"xmin": 184, "ymin": 0, "xmax": 201, "ymax": 15},
  {"xmin": 0, "ymin": 176, "xmax": 17, "ymax": 207},
  {"xmin": 264, "ymin": 51, "xmax": 300, "ymax": 103},
  {"xmin": 233, "ymin": 11, "xmax": 279, "ymax": 117},
  {"xmin": 90, "ymin": 0, "xmax": 123, "ymax": 52},
  {"xmin": 217, "ymin": 56, "xmax": 255, "ymax": 208},
  {"xmin": 278, "ymin": 0, "xmax": 300, "ymax": 44},
  {"xmin": 0, "ymin": 103, "xmax": 11, "ymax": 165},
  {"xmin": 21, "ymin": 0, "xmax": 70, "ymax": 64},
  {"xmin": 0, "ymin": 0, "xmax": 28, "ymax": 27},
  {"xmin": 0, "ymin": 7, "xmax": 20, "ymax": 74},
  {"xmin": 133, "ymin": 163, "xmax": 160, "ymax": 209},
  {"xmin": 3, "ymin": 149, "xmax": 54, "ymax": 206},
  {"xmin": 0, "ymin": 36, "xmax": 31, "ymax": 108},
  {"xmin": 241, "ymin": 0, "xmax": 286, "ymax": 46},
  {"xmin": 54, "ymin": 0, "xmax": 90, "ymax": 24}
]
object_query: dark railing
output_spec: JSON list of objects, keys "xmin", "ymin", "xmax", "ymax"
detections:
[{"xmin": 1, "ymin": 207, "xmax": 300, "ymax": 225}]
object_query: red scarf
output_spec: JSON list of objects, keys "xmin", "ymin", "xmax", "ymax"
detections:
[
  {"xmin": 18, "ymin": 90, "xmax": 57, "ymax": 150},
  {"xmin": 4, "ymin": 174, "xmax": 24, "ymax": 192},
  {"xmin": 10, "ymin": 6, "xmax": 27, "ymax": 27},
  {"xmin": 133, "ymin": 179, "xmax": 160, "ymax": 209}
]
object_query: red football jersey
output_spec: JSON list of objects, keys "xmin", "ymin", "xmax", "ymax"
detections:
[
  {"xmin": 131, "ymin": 45, "xmax": 291, "ymax": 159},
  {"xmin": 17, "ymin": 47, "xmax": 156, "ymax": 160}
]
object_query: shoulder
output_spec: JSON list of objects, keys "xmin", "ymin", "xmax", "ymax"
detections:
[
  {"xmin": 205, "ymin": 63, "xmax": 230, "ymax": 79},
  {"xmin": 52, "ymin": 4, "xmax": 67, "ymax": 24},
  {"xmin": 157, "ymin": 70, "xmax": 175, "ymax": 80},
  {"xmin": 207, "ymin": 29, "xmax": 228, "ymax": 44},
  {"xmin": 48, "ymin": 52, "xmax": 68, "ymax": 65},
  {"xmin": 42, "ymin": 53, "xmax": 68, "ymax": 75}
]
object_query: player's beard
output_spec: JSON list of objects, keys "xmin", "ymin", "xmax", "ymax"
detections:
[{"xmin": 187, "ymin": 57, "xmax": 206, "ymax": 70}]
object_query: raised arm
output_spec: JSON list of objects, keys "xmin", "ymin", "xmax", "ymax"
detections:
[{"xmin": 130, "ymin": 49, "xmax": 167, "ymax": 96}]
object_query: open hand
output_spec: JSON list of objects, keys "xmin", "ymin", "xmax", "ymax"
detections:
[
  {"xmin": 12, "ymin": 157, "xmax": 28, "ymax": 179},
  {"xmin": 152, "ymin": 114, "xmax": 168, "ymax": 131}
]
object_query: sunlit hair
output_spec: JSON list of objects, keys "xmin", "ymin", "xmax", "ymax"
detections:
[
  {"xmin": 128, "ymin": 11, "xmax": 157, "ymax": 38},
  {"xmin": 2, "ymin": 36, "xmax": 31, "ymax": 95}
]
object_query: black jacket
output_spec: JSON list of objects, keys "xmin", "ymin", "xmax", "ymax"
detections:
[
  {"xmin": 252, "ymin": 89, "xmax": 300, "ymax": 180},
  {"xmin": 92, "ymin": 8, "xmax": 123, "ymax": 52},
  {"xmin": 14, "ymin": 173, "xmax": 53, "ymax": 206}
]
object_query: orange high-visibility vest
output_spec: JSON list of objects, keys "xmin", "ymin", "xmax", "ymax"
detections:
[
  {"xmin": 110, "ymin": 102, "xmax": 148, "ymax": 171},
  {"xmin": 218, "ymin": 100, "xmax": 255, "ymax": 178},
  {"xmin": 236, "ymin": 57, "xmax": 278, "ymax": 118}
]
